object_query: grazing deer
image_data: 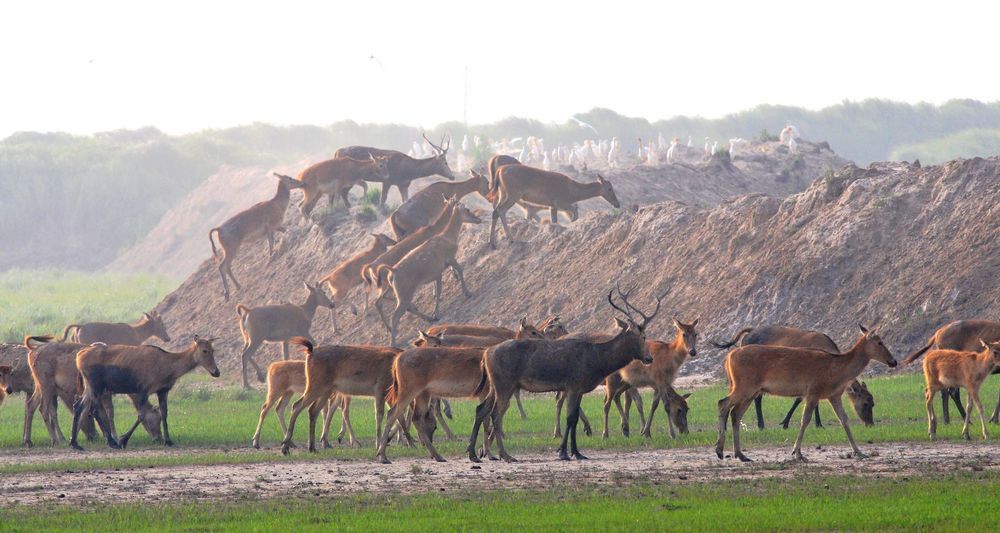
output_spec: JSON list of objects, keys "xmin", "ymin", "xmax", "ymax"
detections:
[
  {"xmin": 467, "ymin": 289, "xmax": 660, "ymax": 462},
  {"xmin": 388, "ymin": 171, "xmax": 490, "ymax": 239},
  {"xmin": 235, "ymin": 282, "xmax": 336, "ymax": 390},
  {"xmin": 280, "ymin": 339, "xmax": 406, "ymax": 455},
  {"xmin": 601, "ymin": 319, "xmax": 699, "ymax": 439},
  {"xmin": 335, "ymin": 133, "xmax": 456, "ymax": 205},
  {"xmin": 923, "ymin": 340, "xmax": 1000, "ymax": 440},
  {"xmin": 711, "ymin": 325, "xmax": 876, "ymax": 430},
  {"xmin": 486, "ymin": 155, "xmax": 578, "ymax": 223},
  {"xmin": 319, "ymin": 233, "xmax": 397, "ymax": 329},
  {"xmin": 488, "ymin": 166, "xmax": 619, "ymax": 248},
  {"xmin": 70, "ymin": 337, "xmax": 220, "ymax": 450},
  {"xmin": 209, "ymin": 173, "xmax": 305, "ymax": 300},
  {"xmin": 24, "ymin": 336, "xmax": 161, "ymax": 447},
  {"xmin": 251, "ymin": 360, "xmax": 352, "ymax": 449},
  {"xmin": 296, "ymin": 154, "xmax": 390, "ymax": 216},
  {"xmin": 901, "ymin": 319, "xmax": 1000, "ymax": 424},
  {"xmin": 715, "ymin": 324, "xmax": 896, "ymax": 462},
  {"xmin": 62, "ymin": 311, "xmax": 170, "ymax": 345}
]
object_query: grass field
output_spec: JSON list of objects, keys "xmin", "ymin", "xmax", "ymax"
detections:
[
  {"xmin": 0, "ymin": 269, "xmax": 176, "ymax": 343},
  {"xmin": 0, "ymin": 472, "xmax": 996, "ymax": 531},
  {"xmin": 1, "ymin": 371, "xmax": 997, "ymax": 474}
]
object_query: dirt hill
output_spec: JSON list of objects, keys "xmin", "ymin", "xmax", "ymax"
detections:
[
  {"xmin": 150, "ymin": 154, "xmax": 1000, "ymax": 384},
  {"xmin": 108, "ymin": 139, "xmax": 845, "ymax": 279}
]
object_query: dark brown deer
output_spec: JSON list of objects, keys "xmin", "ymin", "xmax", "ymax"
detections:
[
  {"xmin": 901, "ymin": 319, "xmax": 1000, "ymax": 424},
  {"xmin": 296, "ymin": 154, "xmax": 390, "ymax": 216},
  {"xmin": 711, "ymin": 325, "xmax": 876, "ymax": 430},
  {"xmin": 388, "ymin": 171, "xmax": 489, "ymax": 239},
  {"xmin": 488, "ymin": 166, "xmax": 619, "ymax": 248},
  {"xmin": 715, "ymin": 325, "xmax": 896, "ymax": 462},
  {"xmin": 335, "ymin": 133, "xmax": 456, "ymax": 205},
  {"xmin": 467, "ymin": 289, "xmax": 660, "ymax": 462},
  {"xmin": 209, "ymin": 173, "xmax": 305, "ymax": 300}
]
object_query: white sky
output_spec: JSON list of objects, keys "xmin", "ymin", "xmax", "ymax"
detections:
[{"xmin": 2, "ymin": 0, "xmax": 999, "ymax": 138}]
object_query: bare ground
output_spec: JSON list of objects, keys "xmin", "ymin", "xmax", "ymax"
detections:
[{"xmin": 2, "ymin": 441, "xmax": 997, "ymax": 507}]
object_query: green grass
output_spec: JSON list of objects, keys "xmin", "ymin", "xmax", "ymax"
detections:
[
  {"xmin": 1, "ymin": 472, "xmax": 996, "ymax": 531},
  {"xmin": 1, "ymin": 371, "xmax": 996, "ymax": 474},
  {"xmin": 0, "ymin": 269, "xmax": 176, "ymax": 342}
]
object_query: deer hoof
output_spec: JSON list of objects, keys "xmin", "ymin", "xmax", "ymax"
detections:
[
  {"xmin": 71, "ymin": 442, "xmax": 84, "ymax": 451},
  {"xmin": 435, "ymin": 456, "xmax": 447, "ymax": 463},
  {"xmin": 468, "ymin": 449, "xmax": 482, "ymax": 463},
  {"xmin": 715, "ymin": 447, "xmax": 724, "ymax": 460},
  {"xmin": 735, "ymin": 452, "xmax": 753, "ymax": 463},
  {"xmin": 851, "ymin": 450, "xmax": 868, "ymax": 459},
  {"xmin": 573, "ymin": 452, "xmax": 589, "ymax": 460},
  {"xmin": 281, "ymin": 444, "xmax": 291, "ymax": 456},
  {"xmin": 501, "ymin": 455, "xmax": 518, "ymax": 463},
  {"xmin": 378, "ymin": 457, "xmax": 391, "ymax": 465},
  {"xmin": 251, "ymin": 440, "xmax": 260, "ymax": 450},
  {"xmin": 583, "ymin": 427, "xmax": 593, "ymax": 437},
  {"xmin": 559, "ymin": 452, "xmax": 571, "ymax": 461}
]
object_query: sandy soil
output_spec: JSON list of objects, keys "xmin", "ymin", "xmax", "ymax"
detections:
[{"xmin": 2, "ymin": 441, "xmax": 996, "ymax": 507}]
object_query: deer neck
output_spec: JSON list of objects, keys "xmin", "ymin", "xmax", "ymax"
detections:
[
  {"xmin": 566, "ymin": 180, "xmax": 604, "ymax": 203},
  {"xmin": 830, "ymin": 337, "xmax": 873, "ymax": 383},
  {"xmin": 439, "ymin": 208, "xmax": 465, "ymax": 242},
  {"xmin": 131, "ymin": 319, "xmax": 156, "ymax": 343},
  {"xmin": 409, "ymin": 156, "xmax": 440, "ymax": 178},
  {"xmin": 594, "ymin": 331, "xmax": 644, "ymax": 377},
  {"xmin": 167, "ymin": 347, "xmax": 201, "ymax": 384},
  {"xmin": 300, "ymin": 292, "xmax": 320, "ymax": 322},
  {"xmin": 669, "ymin": 335, "xmax": 690, "ymax": 364},
  {"xmin": 448, "ymin": 176, "xmax": 480, "ymax": 198}
]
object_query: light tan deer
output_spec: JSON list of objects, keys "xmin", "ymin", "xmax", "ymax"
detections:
[
  {"xmin": 62, "ymin": 311, "xmax": 170, "ymax": 345},
  {"xmin": 485, "ymin": 155, "xmax": 577, "ymax": 223},
  {"xmin": 388, "ymin": 171, "xmax": 490, "ymax": 239},
  {"xmin": 715, "ymin": 324, "xmax": 896, "ymax": 462},
  {"xmin": 279, "ymin": 339, "xmax": 406, "ymax": 455},
  {"xmin": 901, "ymin": 319, "xmax": 1000, "ymax": 424},
  {"xmin": 209, "ymin": 173, "xmax": 305, "ymax": 300},
  {"xmin": 296, "ymin": 154, "xmax": 390, "ymax": 216},
  {"xmin": 318, "ymin": 233, "xmax": 397, "ymax": 330},
  {"xmin": 923, "ymin": 340, "xmax": 1000, "ymax": 440},
  {"xmin": 488, "ymin": 166, "xmax": 620, "ymax": 248},
  {"xmin": 235, "ymin": 282, "xmax": 336, "ymax": 390},
  {"xmin": 251, "ymin": 360, "xmax": 353, "ymax": 449}
]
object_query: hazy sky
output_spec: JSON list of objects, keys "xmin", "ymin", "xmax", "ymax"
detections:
[{"xmin": 3, "ymin": 1, "xmax": 999, "ymax": 138}]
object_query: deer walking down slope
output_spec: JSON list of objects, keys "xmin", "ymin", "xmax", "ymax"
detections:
[{"xmin": 335, "ymin": 133, "xmax": 456, "ymax": 205}]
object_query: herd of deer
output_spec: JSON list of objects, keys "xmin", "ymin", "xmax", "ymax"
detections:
[{"xmin": 2, "ymin": 136, "xmax": 999, "ymax": 466}]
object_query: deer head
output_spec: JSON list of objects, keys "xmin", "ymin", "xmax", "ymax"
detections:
[
  {"xmin": 672, "ymin": 318, "xmax": 699, "ymax": 357},
  {"xmin": 846, "ymin": 381, "xmax": 875, "ymax": 427},
  {"xmin": 368, "ymin": 153, "xmax": 391, "ymax": 180},
  {"xmin": 191, "ymin": 335, "xmax": 221, "ymax": 378},
  {"xmin": 423, "ymin": 132, "xmax": 456, "ymax": 180},
  {"xmin": 143, "ymin": 311, "xmax": 171, "ymax": 343},
  {"xmin": 857, "ymin": 324, "xmax": 896, "ymax": 368},
  {"xmin": 596, "ymin": 174, "xmax": 620, "ymax": 208}
]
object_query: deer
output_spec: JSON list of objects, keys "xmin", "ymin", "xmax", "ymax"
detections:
[
  {"xmin": 388, "ymin": 170, "xmax": 490, "ymax": 239},
  {"xmin": 251, "ymin": 360, "xmax": 353, "ymax": 450},
  {"xmin": 318, "ymin": 233, "xmax": 397, "ymax": 330},
  {"xmin": 711, "ymin": 325, "xmax": 876, "ymax": 430},
  {"xmin": 279, "ymin": 338, "xmax": 406, "ymax": 456},
  {"xmin": 901, "ymin": 319, "xmax": 1000, "ymax": 424},
  {"xmin": 467, "ymin": 289, "xmax": 661, "ymax": 462},
  {"xmin": 62, "ymin": 311, "xmax": 170, "ymax": 345},
  {"xmin": 715, "ymin": 324, "xmax": 896, "ymax": 462},
  {"xmin": 486, "ymin": 154, "xmax": 578, "ymax": 223},
  {"xmin": 488, "ymin": 166, "xmax": 620, "ymax": 248},
  {"xmin": 296, "ymin": 154, "xmax": 390, "ymax": 216},
  {"xmin": 600, "ymin": 319, "xmax": 699, "ymax": 439},
  {"xmin": 70, "ymin": 336, "xmax": 220, "ymax": 450},
  {"xmin": 235, "ymin": 282, "xmax": 336, "ymax": 390},
  {"xmin": 922, "ymin": 339, "xmax": 1000, "ymax": 441},
  {"xmin": 209, "ymin": 172, "xmax": 305, "ymax": 300},
  {"xmin": 335, "ymin": 133, "xmax": 456, "ymax": 205}
]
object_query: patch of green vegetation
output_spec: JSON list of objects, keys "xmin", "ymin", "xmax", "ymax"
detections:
[
  {"xmin": 0, "ymin": 372, "xmax": 995, "ymax": 474},
  {"xmin": 890, "ymin": 127, "xmax": 1000, "ymax": 165},
  {"xmin": 2, "ymin": 473, "xmax": 997, "ymax": 530},
  {"xmin": 363, "ymin": 186, "xmax": 382, "ymax": 206},
  {"xmin": 0, "ymin": 269, "xmax": 176, "ymax": 342}
]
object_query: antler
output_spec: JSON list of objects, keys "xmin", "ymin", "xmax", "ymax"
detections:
[
  {"xmin": 422, "ymin": 132, "xmax": 449, "ymax": 155},
  {"xmin": 617, "ymin": 285, "xmax": 666, "ymax": 328},
  {"xmin": 607, "ymin": 288, "xmax": 636, "ymax": 323}
]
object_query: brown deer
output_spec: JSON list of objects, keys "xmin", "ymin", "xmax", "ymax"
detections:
[
  {"xmin": 901, "ymin": 319, "xmax": 1000, "ymax": 424},
  {"xmin": 296, "ymin": 154, "xmax": 390, "ymax": 216},
  {"xmin": 715, "ymin": 324, "xmax": 896, "ymax": 462},
  {"xmin": 235, "ymin": 282, "xmax": 336, "ymax": 390},
  {"xmin": 467, "ymin": 289, "xmax": 661, "ymax": 462},
  {"xmin": 335, "ymin": 133, "xmax": 456, "ymax": 205},
  {"xmin": 388, "ymin": 171, "xmax": 490, "ymax": 239},
  {"xmin": 318, "ymin": 233, "xmax": 397, "ymax": 329},
  {"xmin": 923, "ymin": 340, "xmax": 1000, "ymax": 440},
  {"xmin": 209, "ymin": 173, "xmax": 305, "ymax": 300},
  {"xmin": 70, "ymin": 337, "xmax": 220, "ymax": 450},
  {"xmin": 62, "ymin": 311, "xmax": 170, "ymax": 345},
  {"xmin": 488, "ymin": 166, "xmax": 619, "ymax": 248},
  {"xmin": 486, "ymin": 155, "xmax": 577, "ymax": 223},
  {"xmin": 251, "ymin": 360, "xmax": 352, "ymax": 449},
  {"xmin": 279, "ymin": 339, "xmax": 406, "ymax": 455},
  {"xmin": 711, "ymin": 325, "xmax": 876, "ymax": 430},
  {"xmin": 601, "ymin": 319, "xmax": 698, "ymax": 439}
]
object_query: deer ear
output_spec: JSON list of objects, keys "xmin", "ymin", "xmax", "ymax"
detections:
[
  {"xmin": 692, "ymin": 318, "xmax": 699, "ymax": 327},
  {"xmin": 682, "ymin": 392, "xmax": 692, "ymax": 399},
  {"xmin": 302, "ymin": 281, "xmax": 310, "ymax": 291},
  {"xmin": 858, "ymin": 323, "xmax": 869, "ymax": 334},
  {"xmin": 672, "ymin": 318, "xmax": 681, "ymax": 329},
  {"xmin": 193, "ymin": 334, "xmax": 200, "ymax": 341},
  {"xmin": 520, "ymin": 316, "xmax": 528, "ymax": 328},
  {"xmin": 860, "ymin": 381, "xmax": 868, "ymax": 390},
  {"xmin": 981, "ymin": 338, "xmax": 989, "ymax": 349},
  {"xmin": 613, "ymin": 317, "xmax": 629, "ymax": 330}
]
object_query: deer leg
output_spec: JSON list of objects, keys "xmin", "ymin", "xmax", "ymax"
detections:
[
  {"xmin": 951, "ymin": 388, "xmax": 967, "ymax": 421},
  {"xmin": 320, "ymin": 397, "xmax": 335, "ymax": 449},
  {"xmin": 754, "ymin": 394, "xmax": 766, "ymax": 430},
  {"xmin": 157, "ymin": 390, "xmax": 173, "ymax": 446},
  {"xmin": 513, "ymin": 389, "xmax": 527, "ymax": 420},
  {"xmin": 266, "ymin": 233, "xmax": 275, "ymax": 258},
  {"xmin": 118, "ymin": 393, "xmax": 149, "ymax": 449},
  {"xmin": 379, "ymin": 184, "xmax": 390, "ymax": 206},
  {"xmin": 306, "ymin": 401, "xmax": 324, "ymax": 453},
  {"xmin": 661, "ymin": 391, "xmax": 676, "ymax": 439},
  {"xmin": 730, "ymin": 397, "xmax": 755, "ymax": 462},
  {"xmin": 492, "ymin": 391, "xmax": 516, "ymax": 462},
  {"xmin": 376, "ymin": 400, "xmax": 407, "ymax": 463},
  {"xmin": 432, "ymin": 277, "xmax": 442, "ymax": 321},
  {"xmin": 433, "ymin": 398, "xmax": 455, "ymax": 440},
  {"xmin": 813, "ymin": 403, "xmax": 823, "ymax": 428},
  {"xmin": 553, "ymin": 391, "xmax": 564, "ymax": 438},
  {"xmin": 102, "ymin": 395, "xmax": 119, "ymax": 443},
  {"xmin": 970, "ymin": 387, "xmax": 989, "ymax": 439},
  {"xmin": 990, "ymin": 389, "xmax": 1000, "ymax": 424},
  {"xmin": 941, "ymin": 389, "xmax": 952, "ymax": 424},
  {"xmin": 389, "ymin": 305, "xmax": 406, "ymax": 348},
  {"xmin": 926, "ymin": 386, "xmax": 938, "ymax": 440},
  {"xmin": 281, "ymin": 341, "xmax": 290, "ymax": 362},
  {"xmin": 23, "ymin": 390, "xmax": 40, "ymax": 447},
  {"xmin": 568, "ymin": 392, "xmax": 588, "ymax": 460},
  {"xmin": 280, "ymin": 393, "xmax": 316, "ymax": 456},
  {"xmin": 642, "ymin": 394, "xmax": 660, "ymax": 437},
  {"xmin": 603, "ymin": 388, "xmax": 616, "ymax": 439},
  {"xmin": 579, "ymin": 403, "xmax": 593, "ymax": 437},
  {"xmin": 791, "ymin": 397, "xmax": 820, "ymax": 461},
  {"xmin": 70, "ymin": 394, "xmax": 88, "ymax": 451},
  {"xmin": 715, "ymin": 395, "xmax": 734, "ymax": 459},
  {"xmin": 340, "ymin": 187, "xmax": 352, "ymax": 209},
  {"xmin": 240, "ymin": 339, "xmax": 263, "ymax": 390},
  {"xmin": 218, "ymin": 255, "xmax": 232, "ymax": 300},
  {"xmin": 92, "ymin": 396, "xmax": 120, "ymax": 450},
  {"xmin": 829, "ymin": 395, "xmax": 865, "ymax": 458},
  {"xmin": 467, "ymin": 393, "xmax": 496, "ymax": 463},
  {"xmin": 780, "ymin": 397, "xmax": 801, "ymax": 429},
  {"xmin": 252, "ymin": 391, "xmax": 280, "ymax": 449},
  {"xmin": 448, "ymin": 260, "xmax": 473, "ymax": 298},
  {"xmin": 630, "ymin": 388, "xmax": 647, "ymax": 432}
]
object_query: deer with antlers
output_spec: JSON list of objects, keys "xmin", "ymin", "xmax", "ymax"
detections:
[
  {"xmin": 209, "ymin": 173, "xmax": 305, "ymax": 300},
  {"xmin": 296, "ymin": 154, "xmax": 390, "ymax": 216},
  {"xmin": 234, "ymin": 282, "xmax": 336, "ymax": 390},
  {"xmin": 467, "ymin": 288, "xmax": 661, "ymax": 462},
  {"xmin": 716, "ymin": 324, "xmax": 896, "ymax": 462},
  {"xmin": 318, "ymin": 233, "xmax": 397, "ymax": 329},
  {"xmin": 388, "ymin": 171, "xmax": 490, "ymax": 239},
  {"xmin": 488, "ymin": 166, "xmax": 620, "ymax": 248},
  {"xmin": 336, "ymin": 133, "xmax": 456, "ymax": 205}
]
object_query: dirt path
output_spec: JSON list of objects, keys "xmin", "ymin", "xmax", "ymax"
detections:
[{"xmin": 2, "ymin": 441, "xmax": 997, "ymax": 507}]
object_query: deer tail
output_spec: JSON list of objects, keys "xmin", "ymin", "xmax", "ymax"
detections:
[
  {"xmin": 473, "ymin": 355, "xmax": 489, "ymax": 397},
  {"xmin": 24, "ymin": 335, "xmax": 55, "ymax": 350},
  {"xmin": 375, "ymin": 265, "xmax": 394, "ymax": 291},
  {"xmin": 900, "ymin": 339, "xmax": 935, "ymax": 367},
  {"xmin": 388, "ymin": 213, "xmax": 405, "ymax": 241},
  {"xmin": 710, "ymin": 327, "xmax": 754, "ymax": 349},
  {"xmin": 235, "ymin": 304, "xmax": 251, "ymax": 319},
  {"xmin": 208, "ymin": 228, "xmax": 221, "ymax": 258},
  {"xmin": 290, "ymin": 336, "xmax": 313, "ymax": 357},
  {"xmin": 385, "ymin": 365, "xmax": 400, "ymax": 406},
  {"xmin": 61, "ymin": 325, "xmax": 81, "ymax": 342}
]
